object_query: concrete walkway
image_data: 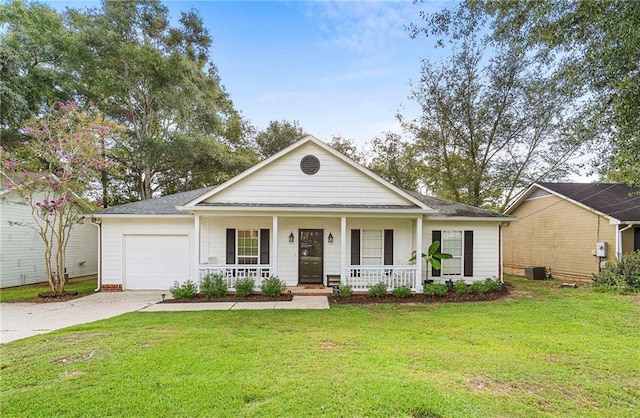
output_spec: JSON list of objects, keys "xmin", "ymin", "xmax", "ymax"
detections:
[
  {"xmin": 0, "ymin": 293, "xmax": 329, "ymax": 344},
  {"xmin": 141, "ymin": 296, "xmax": 329, "ymax": 312}
]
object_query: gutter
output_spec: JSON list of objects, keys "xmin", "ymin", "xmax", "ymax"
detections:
[
  {"xmin": 617, "ymin": 223, "xmax": 638, "ymax": 260},
  {"xmin": 90, "ymin": 217, "xmax": 102, "ymax": 292}
]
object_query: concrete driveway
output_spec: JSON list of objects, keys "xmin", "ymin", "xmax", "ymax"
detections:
[{"xmin": 0, "ymin": 291, "xmax": 161, "ymax": 344}]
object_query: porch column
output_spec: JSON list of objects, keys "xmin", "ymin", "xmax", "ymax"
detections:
[
  {"xmin": 194, "ymin": 214, "xmax": 200, "ymax": 281},
  {"xmin": 340, "ymin": 216, "xmax": 347, "ymax": 284},
  {"xmin": 415, "ymin": 216, "xmax": 423, "ymax": 292},
  {"xmin": 272, "ymin": 216, "xmax": 278, "ymax": 277}
]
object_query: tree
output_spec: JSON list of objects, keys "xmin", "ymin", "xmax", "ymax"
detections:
[
  {"xmin": 327, "ymin": 135, "xmax": 365, "ymax": 164},
  {"xmin": 254, "ymin": 120, "xmax": 307, "ymax": 159},
  {"xmin": 65, "ymin": 0, "xmax": 250, "ymax": 203},
  {"xmin": 411, "ymin": 0, "xmax": 640, "ymax": 187},
  {"xmin": 404, "ymin": 38, "xmax": 583, "ymax": 211},
  {"xmin": 0, "ymin": 0, "xmax": 75, "ymax": 149},
  {"xmin": 368, "ymin": 132, "xmax": 423, "ymax": 191},
  {"xmin": 0, "ymin": 102, "xmax": 119, "ymax": 293}
]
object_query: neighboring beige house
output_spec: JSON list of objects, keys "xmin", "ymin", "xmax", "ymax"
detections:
[
  {"xmin": 503, "ymin": 182, "xmax": 640, "ymax": 280},
  {"xmin": 93, "ymin": 135, "xmax": 511, "ymax": 292}
]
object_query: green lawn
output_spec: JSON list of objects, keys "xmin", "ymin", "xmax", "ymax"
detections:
[
  {"xmin": 0, "ymin": 278, "xmax": 97, "ymax": 302},
  {"xmin": 1, "ymin": 277, "xmax": 638, "ymax": 417}
]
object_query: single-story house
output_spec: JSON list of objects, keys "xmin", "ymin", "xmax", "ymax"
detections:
[
  {"xmin": 0, "ymin": 175, "xmax": 98, "ymax": 288},
  {"xmin": 93, "ymin": 136, "xmax": 512, "ymax": 292},
  {"xmin": 503, "ymin": 182, "xmax": 640, "ymax": 280}
]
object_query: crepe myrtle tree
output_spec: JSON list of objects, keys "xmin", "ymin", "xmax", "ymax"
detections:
[{"xmin": 0, "ymin": 101, "xmax": 119, "ymax": 293}]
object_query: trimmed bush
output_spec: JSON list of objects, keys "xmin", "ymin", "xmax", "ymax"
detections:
[
  {"xmin": 169, "ymin": 280, "xmax": 197, "ymax": 299},
  {"xmin": 469, "ymin": 281, "xmax": 487, "ymax": 294},
  {"xmin": 367, "ymin": 282, "xmax": 388, "ymax": 298},
  {"xmin": 392, "ymin": 286, "xmax": 412, "ymax": 298},
  {"xmin": 260, "ymin": 276, "xmax": 286, "ymax": 297},
  {"xmin": 338, "ymin": 285, "xmax": 353, "ymax": 298},
  {"xmin": 593, "ymin": 250, "xmax": 640, "ymax": 292},
  {"xmin": 423, "ymin": 283, "xmax": 448, "ymax": 297},
  {"xmin": 200, "ymin": 273, "xmax": 227, "ymax": 299},
  {"xmin": 454, "ymin": 280, "xmax": 472, "ymax": 295},
  {"xmin": 234, "ymin": 278, "xmax": 255, "ymax": 297},
  {"xmin": 484, "ymin": 278, "xmax": 501, "ymax": 293}
]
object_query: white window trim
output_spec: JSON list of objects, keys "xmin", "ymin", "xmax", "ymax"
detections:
[
  {"xmin": 361, "ymin": 229, "xmax": 384, "ymax": 266},
  {"xmin": 237, "ymin": 229, "xmax": 260, "ymax": 265},
  {"xmin": 441, "ymin": 230, "xmax": 463, "ymax": 277}
]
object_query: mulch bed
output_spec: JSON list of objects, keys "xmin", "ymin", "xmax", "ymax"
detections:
[
  {"xmin": 329, "ymin": 285, "xmax": 509, "ymax": 305},
  {"xmin": 9, "ymin": 291, "xmax": 82, "ymax": 304},
  {"xmin": 161, "ymin": 293, "xmax": 294, "ymax": 303}
]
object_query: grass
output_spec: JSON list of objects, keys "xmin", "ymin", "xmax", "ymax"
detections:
[
  {"xmin": 0, "ymin": 277, "xmax": 97, "ymax": 302},
  {"xmin": 1, "ymin": 276, "xmax": 639, "ymax": 417}
]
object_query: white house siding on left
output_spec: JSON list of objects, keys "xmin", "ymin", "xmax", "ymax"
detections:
[
  {"xmin": 0, "ymin": 193, "xmax": 98, "ymax": 288},
  {"xmin": 100, "ymin": 217, "xmax": 195, "ymax": 290},
  {"xmin": 424, "ymin": 221, "xmax": 500, "ymax": 283}
]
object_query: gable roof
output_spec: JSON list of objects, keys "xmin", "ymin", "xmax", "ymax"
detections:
[
  {"xmin": 96, "ymin": 186, "xmax": 216, "ymax": 215},
  {"xmin": 506, "ymin": 182, "xmax": 640, "ymax": 223},
  {"xmin": 182, "ymin": 135, "xmax": 433, "ymax": 210},
  {"xmin": 406, "ymin": 191, "xmax": 511, "ymax": 219}
]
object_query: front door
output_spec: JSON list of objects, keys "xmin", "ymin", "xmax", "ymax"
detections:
[
  {"xmin": 635, "ymin": 227, "xmax": 640, "ymax": 252},
  {"xmin": 299, "ymin": 229, "xmax": 323, "ymax": 284}
]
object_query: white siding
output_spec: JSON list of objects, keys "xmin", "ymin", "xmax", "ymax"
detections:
[
  {"xmin": 0, "ymin": 194, "xmax": 98, "ymax": 288},
  {"xmin": 101, "ymin": 218, "xmax": 194, "ymax": 289},
  {"xmin": 204, "ymin": 142, "xmax": 414, "ymax": 206},
  {"xmin": 423, "ymin": 221, "xmax": 500, "ymax": 283},
  {"xmin": 199, "ymin": 216, "xmax": 415, "ymax": 286}
]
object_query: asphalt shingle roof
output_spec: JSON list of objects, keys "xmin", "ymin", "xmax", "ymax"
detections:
[
  {"xmin": 537, "ymin": 182, "xmax": 640, "ymax": 222},
  {"xmin": 96, "ymin": 186, "xmax": 216, "ymax": 215},
  {"xmin": 405, "ymin": 190, "xmax": 508, "ymax": 218}
]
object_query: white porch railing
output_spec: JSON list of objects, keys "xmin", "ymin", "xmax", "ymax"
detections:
[
  {"xmin": 345, "ymin": 265, "xmax": 417, "ymax": 291},
  {"xmin": 198, "ymin": 265, "xmax": 272, "ymax": 290}
]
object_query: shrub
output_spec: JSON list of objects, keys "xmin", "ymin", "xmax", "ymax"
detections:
[
  {"xmin": 593, "ymin": 251, "xmax": 640, "ymax": 292},
  {"xmin": 367, "ymin": 282, "xmax": 388, "ymax": 298},
  {"xmin": 200, "ymin": 273, "xmax": 227, "ymax": 299},
  {"xmin": 484, "ymin": 278, "xmax": 501, "ymax": 293},
  {"xmin": 338, "ymin": 285, "xmax": 353, "ymax": 298},
  {"xmin": 469, "ymin": 281, "xmax": 487, "ymax": 294},
  {"xmin": 260, "ymin": 276, "xmax": 286, "ymax": 297},
  {"xmin": 392, "ymin": 286, "xmax": 412, "ymax": 298},
  {"xmin": 454, "ymin": 280, "xmax": 471, "ymax": 295},
  {"xmin": 169, "ymin": 280, "xmax": 197, "ymax": 299},
  {"xmin": 234, "ymin": 277, "xmax": 255, "ymax": 297},
  {"xmin": 423, "ymin": 283, "xmax": 448, "ymax": 297}
]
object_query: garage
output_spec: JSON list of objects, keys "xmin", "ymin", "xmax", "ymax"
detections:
[{"xmin": 124, "ymin": 235, "xmax": 190, "ymax": 290}]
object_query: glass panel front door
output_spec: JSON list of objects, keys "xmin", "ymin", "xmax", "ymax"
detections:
[{"xmin": 299, "ymin": 229, "xmax": 323, "ymax": 284}]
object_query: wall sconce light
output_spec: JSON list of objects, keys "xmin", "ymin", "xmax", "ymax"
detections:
[
  {"xmin": 328, "ymin": 232, "xmax": 334, "ymax": 243},
  {"xmin": 289, "ymin": 232, "xmax": 295, "ymax": 243}
]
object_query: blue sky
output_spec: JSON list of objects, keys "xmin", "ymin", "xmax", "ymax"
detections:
[{"xmin": 49, "ymin": 0, "xmax": 450, "ymax": 145}]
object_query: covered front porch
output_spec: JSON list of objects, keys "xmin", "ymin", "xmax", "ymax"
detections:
[{"xmin": 193, "ymin": 212, "xmax": 425, "ymax": 292}]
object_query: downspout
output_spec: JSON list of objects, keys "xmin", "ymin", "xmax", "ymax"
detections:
[
  {"xmin": 499, "ymin": 221, "xmax": 510, "ymax": 283},
  {"xmin": 617, "ymin": 223, "xmax": 635, "ymax": 260},
  {"xmin": 90, "ymin": 218, "xmax": 102, "ymax": 292}
]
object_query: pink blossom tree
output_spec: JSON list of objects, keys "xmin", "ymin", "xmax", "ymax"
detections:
[{"xmin": 0, "ymin": 102, "xmax": 119, "ymax": 293}]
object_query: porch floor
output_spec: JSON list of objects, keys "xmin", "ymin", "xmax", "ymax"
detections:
[{"xmin": 286, "ymin": 286, "xmax": 333, "ymax": 296}]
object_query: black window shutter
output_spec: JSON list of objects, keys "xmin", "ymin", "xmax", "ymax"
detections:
[
  {"xmin": 226, "ymin": 229, "xmax": 236, "ymax": 264},
  {"xmin": 431, "ymin": 230, "xmax": 441, "ymax": 277},
  {"xmin": 464, "ymin": 230, "xmax": 474, "ymax": 277},
  {"xmin": 384, "ymin": 229, "xmax": 394, "ymax": 265},
  {"xmin": 351, "ymin": 229, "xmax": 361, "ymax": 265},
  {"xmin": 260, "ymin": 229, "xmax": 270, "ymax": 265}
]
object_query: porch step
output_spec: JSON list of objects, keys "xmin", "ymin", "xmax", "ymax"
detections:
[{"xmin": 286, "ymin": 286, "xmax": 333, "ymax": 296}]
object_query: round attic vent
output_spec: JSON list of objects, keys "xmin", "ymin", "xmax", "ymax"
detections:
[{"xmin": 300, "ymin": 155, "xmax": 320, "ymax": 175}]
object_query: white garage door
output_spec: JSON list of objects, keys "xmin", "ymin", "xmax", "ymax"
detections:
[{"xmin": 124, "ymin": 235, "xmax": 190, "ymax": 290}]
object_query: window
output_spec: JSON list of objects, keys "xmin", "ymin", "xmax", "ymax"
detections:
[
  {"xmin": 362, "ymin": 230, "xmax": 383, "ymax": 265},
  {"xmin": 237, "ymin": 230, "xmax": 259, "ymax": 264},
  {"xmin": 441, "ymin": 231, "xmax": 462, "ymax": 276}
]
